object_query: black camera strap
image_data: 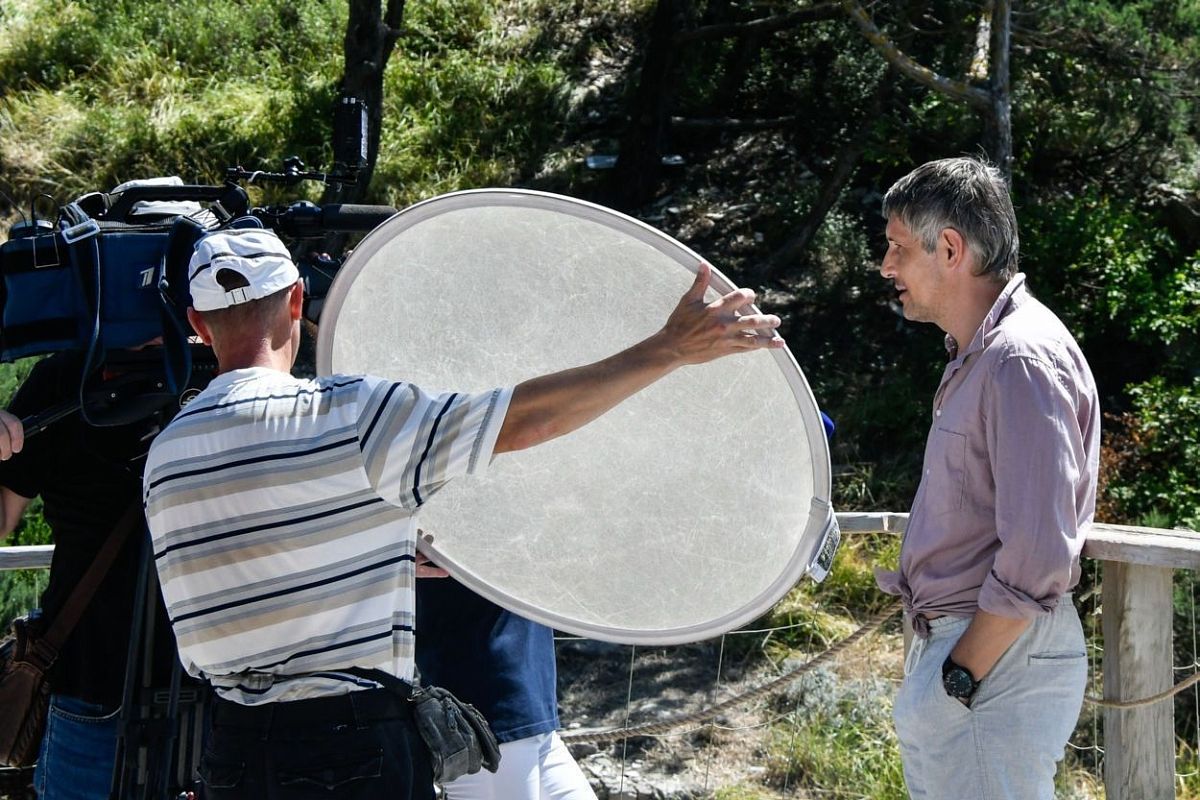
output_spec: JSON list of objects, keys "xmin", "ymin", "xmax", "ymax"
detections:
[
  {"xmin": 37, "ymin": 503, "xmax": 143, "ymax": 666},
  {"xmin": 58, "ymin": 202, "xmax": 112, "ymax": 428},
  {"xmin": 53, "ymin": 202, "xmax": 202, "ymax": 428}
]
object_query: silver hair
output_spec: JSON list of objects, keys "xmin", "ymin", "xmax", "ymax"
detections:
[{"xmin": 882, "ymin": 157, "xmax": 1019, "ymax": 282}]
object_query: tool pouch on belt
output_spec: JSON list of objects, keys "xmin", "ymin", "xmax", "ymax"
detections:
[
  {"xmin": 410, "ymin": 685, "xmax": 501, "ymax": 784},
  {"xmin": 0, "ymin": 615, "xmax": 55, "ymax": 768}
]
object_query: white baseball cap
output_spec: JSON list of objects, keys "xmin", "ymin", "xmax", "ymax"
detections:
[{"xmin": 188, "ymin": 228, "xmax": 300, "ymax": 311}]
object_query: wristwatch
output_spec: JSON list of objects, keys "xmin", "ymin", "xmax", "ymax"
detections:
[{"xmin": 941, "ymin": 655, "xmax": 980, "ymax": 702}]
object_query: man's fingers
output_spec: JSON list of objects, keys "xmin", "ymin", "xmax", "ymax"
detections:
[
  {"xmin": 684, "ymin": 261, "xmax": 713, "ymax": 303},
  {"xmin": 0, "ymin": 413, "xmax": 23, "ymax": 461},
  {"xmin": 728, "ymin": 312, "xmax": 784, "ymax": 351},
  {"xmin": 416, "ymin": 563, "xmax": 451, "ymax": 579},
  {"xmin": 664, "ymin": 265, "xmax": 785, "ymax": 363},
  {"xmin": 733, "ymin": 312, "xmax": 781, "ymax": 332},
  {"xmin": 708, "ymin": 285, "xmax": 755, "ymax": 312},
  {"xmin": 415, "ymin": 547, "xmax": 451, "ymax": 578},
  {"xmin": 734, "ymin": 332, "xmax": 787, "ymax": 350}
]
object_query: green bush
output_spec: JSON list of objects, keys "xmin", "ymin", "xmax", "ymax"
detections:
[
  {"xmin": 1102, "ymin": 377, "xmax": 1200, "ymax": 531},
  {"xmin": 0, "ymin": 499, "xmax": 51, "ymax": 626},
  {"xmin": 1020, "ymin": 192, "xmax": 1200, "ymax": 388}
]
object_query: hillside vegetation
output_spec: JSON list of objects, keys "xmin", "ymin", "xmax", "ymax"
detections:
[{"xmin": 1, "ymin": 0, "xmax": 1198, "ymax": 797}]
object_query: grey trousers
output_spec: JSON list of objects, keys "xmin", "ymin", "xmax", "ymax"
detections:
[{"xmin": 893, "ymin": 600, "xmax": 1088, "ymax": 799}]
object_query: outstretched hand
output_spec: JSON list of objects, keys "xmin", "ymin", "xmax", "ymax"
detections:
[{"xmin": 658, "ymin": 262, "xmax": 785, "ymax": 366}]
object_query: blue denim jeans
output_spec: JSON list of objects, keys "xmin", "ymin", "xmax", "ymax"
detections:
[{"xmin": 33, "ymin": 695, "xmax": 120, "ymax": 800}]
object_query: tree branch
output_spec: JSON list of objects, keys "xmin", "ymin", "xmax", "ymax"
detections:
[
  {"xmin": 674, "ymin": 2, "xmax": 841, "ymax": 44},
  {"xmin": 756, "ymin": 79, "xmax": 889, "ymax": 282},
  {"xmin": 840, "ymin": 0, "xmax": 991, "ymax": 111}
]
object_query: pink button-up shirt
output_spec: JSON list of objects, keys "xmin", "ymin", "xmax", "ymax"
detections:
[{"xmin": 875, "ymin": 274, "xmax": 1100, "ymax": 634}]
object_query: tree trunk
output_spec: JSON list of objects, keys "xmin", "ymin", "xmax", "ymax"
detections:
[
  {"xmin": 982, "ymin": 0, "xmax": 1013, "ymax": 181},
  {"xmin": 314, "ymin": 1, "xmax": 405, "ymax": 258},
  {"xmin": 610, "ymin": 0, "xmax": 688, "ymax": 211},
  {"xmin": 843, "ymin": 0, "xmax": 1013, "ymax": 177},
  {"xmin": 322, "ymin": 0, "xmax": 406, "ymax": 209}
]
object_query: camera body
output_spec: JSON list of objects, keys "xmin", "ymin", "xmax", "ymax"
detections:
[{"xmin": 0, "ymin": 95, "xmax": 395, "ymax": 425}]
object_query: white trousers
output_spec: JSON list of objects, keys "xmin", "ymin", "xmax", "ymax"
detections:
[
  {"xmin": 441, "ymin": 731, "xmax": 597, "ymax": 800},
  {"xmin": 893, "ymin": 600, "xmax": 1088, "ymax": 799}
]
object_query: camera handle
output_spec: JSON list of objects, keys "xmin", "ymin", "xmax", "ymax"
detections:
[
  {"xmin": 250, "ymin": 200, "xmax": 397, "ymax": 238},
  {"xmin": 101, "ymin": 184, "xmax": 249, "ymax": 224},
  {"xmin": 19, "ymin": 400, "xmax": 81, "ymax": 439}
]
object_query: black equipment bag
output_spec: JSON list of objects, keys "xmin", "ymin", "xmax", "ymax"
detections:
[
  {"xmin": 0, "ymin": 205, "xmax": 170, "ymax": 361},
  {"xmin": 0, "ymin": 203, "xmax": 208, "ymax": 426}
]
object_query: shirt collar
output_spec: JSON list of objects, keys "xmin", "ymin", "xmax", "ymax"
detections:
[
  {"xmin": 204, "ymin": 366, "xmax": 292, "ymax": 393},
  {"xmin": 944, "ymin": 272, "xmax": 1027, "ymax": 362}
]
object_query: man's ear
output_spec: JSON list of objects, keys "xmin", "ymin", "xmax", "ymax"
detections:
[
  {"xmin": 186, "ymin": 308, "xmax": 214, "ymax": 346},
  {"xmin": 288, "ymin": 280, "xmax": 304, "ymax": 321},
  {"xmin": 939, "ymin": 227, "xmax": 969, "ymax": 272}
]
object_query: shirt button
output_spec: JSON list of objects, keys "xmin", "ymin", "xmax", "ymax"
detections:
[{"xmin": 935, "ymin": 409, "xmax": 942, "ymax": 416}]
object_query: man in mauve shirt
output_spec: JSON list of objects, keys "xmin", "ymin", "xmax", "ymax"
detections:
[{"xmin": 874, "ymin": 156, "xmax": 1100, "ymax": 799}]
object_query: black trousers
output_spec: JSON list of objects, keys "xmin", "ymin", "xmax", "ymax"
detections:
[{"xmin": 199, "ymin": 688, "xmax": 434, "ymax": 800}]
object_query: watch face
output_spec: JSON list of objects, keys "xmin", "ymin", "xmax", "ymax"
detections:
[{"xmin": 943, "ymin": 666, "xmax": 976, "ymax": 699}]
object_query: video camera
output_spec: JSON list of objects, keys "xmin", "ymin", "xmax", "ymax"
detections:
[
  {"xmin": 0, "ymin": 95, "xmax": 400, "ymax": 800},
  {"xmin": 0, "ymin": 94, "xmax": 396, "ymax": 428}
]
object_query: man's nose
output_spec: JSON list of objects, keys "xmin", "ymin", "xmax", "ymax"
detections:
[{"xmin": 879, "ymin": 253, "xmax": 895, "ymax": 279}]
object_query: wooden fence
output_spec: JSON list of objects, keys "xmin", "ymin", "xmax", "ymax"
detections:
[
  {"xmin": 4, "ymin": 512, "xmax": 1199, "ymax": 798},
  {"xmin": 837, "ymin": 511, "xmax": 1200, "ymax": 800}
]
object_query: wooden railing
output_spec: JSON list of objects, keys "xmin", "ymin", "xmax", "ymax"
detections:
[
  {"xmin": 838, "ymin": 512, "xmax": 1200, "ymax": 800},
  {"xmin": 5, "ymin": 512, "xmax": 1199, "ymax": 799}
]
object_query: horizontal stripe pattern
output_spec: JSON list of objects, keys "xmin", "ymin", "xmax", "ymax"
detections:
[{"xmin": 143, "ymin": 367, "xmax": 511, "ymax": 705}]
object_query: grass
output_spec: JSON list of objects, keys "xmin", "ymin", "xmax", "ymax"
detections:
[
  {"xmin": 733, "ymin": 533, "xmax": 902, "ymax": 666},
  {"xmin": 764, "ymin": 667, "xmax": 907, "ymax": 800},
  {"xmin": 0, "ymin": 0, "xmax": 571, "ymax": 210},
  {"xmin": 712, "ymin": 785, "xmax": 777, "ymax": 800}
]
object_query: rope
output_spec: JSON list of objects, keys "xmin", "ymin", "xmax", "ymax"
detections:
[
  {"xmin": 559, "ymin": 596, "xmax": 1200, "ymax": 745},
  {"xmin": 1085, "ymin": 670, "xmax": 1200, "ymax": 709},
  {"xmin": 560, "ymin": 599, "xmax": 902, "ymax": 745}
]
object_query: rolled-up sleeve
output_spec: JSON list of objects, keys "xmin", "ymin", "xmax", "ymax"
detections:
[{"xmin": 978, "ymin": 354, "xmax": 1085, "ymax": 619}]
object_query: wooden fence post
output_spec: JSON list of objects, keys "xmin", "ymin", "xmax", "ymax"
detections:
[{"xmin": 1101, "ymin": 560, "xmax": 1176, "ymax": 799}]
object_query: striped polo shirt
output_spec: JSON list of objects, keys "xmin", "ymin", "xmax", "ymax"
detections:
[{"xmin": 143, "ymin": 367, "xmax": 511, "ymax": 705}]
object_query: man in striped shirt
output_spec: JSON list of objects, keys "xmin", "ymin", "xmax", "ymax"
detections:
[{"xmin": 142, "ymin": 227, "xmax": 783, "ymax": 800}]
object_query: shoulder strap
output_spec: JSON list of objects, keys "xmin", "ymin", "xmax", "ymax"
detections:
[
  {"xmin": 39, "ymin": 502, "xmax": 144, "ymax": 652},
  {"xmin": 59, "ymin": 203, "xmax": 108, "ymax": 427}
]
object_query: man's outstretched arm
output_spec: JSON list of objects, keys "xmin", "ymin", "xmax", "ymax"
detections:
[{"xmin": 495, "ymin": 262, "xmax": 784, "ymax": 454}]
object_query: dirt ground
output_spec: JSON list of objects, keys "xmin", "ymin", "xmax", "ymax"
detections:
[{"xmin": 554, "ymin": 623, "xmax": 907, "ymax": 798}]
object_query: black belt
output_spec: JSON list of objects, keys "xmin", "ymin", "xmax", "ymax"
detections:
[{"xmin": 211, "ymin": 685, "xmax": 412, "ymax": 731}]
